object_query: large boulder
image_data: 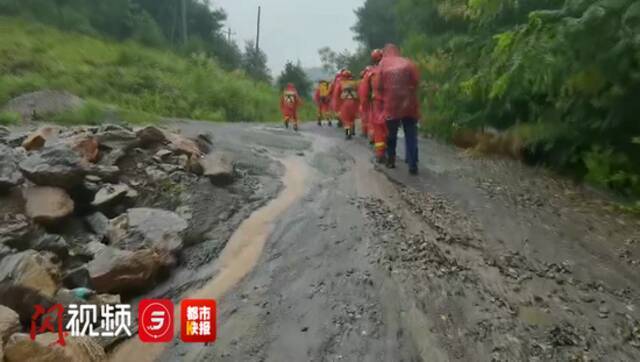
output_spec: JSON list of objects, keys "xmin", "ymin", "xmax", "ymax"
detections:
[
  {"xmin": 0, "ymin": 144, "xmax": 24, "ymax": 192},
  {"xmin": 4, "ymin": 333, "xmax": 106, "ymax": 362},
  {"xmin": 0, "ymin": 251, "xmax": 61, "ymax": 298},
  {"xmin": 197, "ymin": 151, "xmax": 235, "ymax": 186},
  {"xmin": 19, "ymin": 145, "xmax": 87, "ymax": 188},
  {"xmin": 86, "ymin": 242, "xmax": 174, "ymax": 294},
  {"xmin": 24, "ymin": 186, "xmax": 74, "ymax": 225},
  {"xmin": 0, "ymin": 306, "xmax": 20, "ymax": 343},
  {"xmin": 107, "ymin": 208, "xmax": 188, "ymax": 253},
  {"xmin": 3, "ymin": 90, "xmax": 84, "ymax": 122}
]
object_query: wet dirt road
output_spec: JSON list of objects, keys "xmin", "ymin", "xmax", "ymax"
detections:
[{"xmin": 114, "ymin": 121, "xmax": 640, "ymax": 361}]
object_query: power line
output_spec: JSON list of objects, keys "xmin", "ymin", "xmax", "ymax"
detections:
[{"xmin": 256, "ymin": 5, "xmax": 261, "ymax": 51}]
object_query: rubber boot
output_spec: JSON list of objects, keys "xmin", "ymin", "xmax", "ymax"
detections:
[
  {"xmin": 284, "ymin": 121, "xmax": 289, "ymax": 129},
  {"xmin": 328, "ymin": 121, "xmax": 332, "ymax": 127},
  {"xmin": 317, "ymin": 120, "xmax": 322, "ymax": 126},
  {"xmin": 386, "ymin": 155, "xmax": 396, "ymax": 169},
  {"xmin": 409, "ymin": 166, "xmax": 418, "ymax": 175}
]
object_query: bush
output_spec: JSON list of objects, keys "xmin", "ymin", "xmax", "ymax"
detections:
[{"xmin": 0, "ymin": 111, "xmax": 20, "ymax": 126}]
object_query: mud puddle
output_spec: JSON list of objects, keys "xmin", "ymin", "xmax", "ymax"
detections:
[{"xmin": 110, "ymin": 157, "xmax": 309, "ymax": 362}]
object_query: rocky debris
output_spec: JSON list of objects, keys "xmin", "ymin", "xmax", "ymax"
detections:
[
  {"xmin": 86, "ymin": 242, "xmax": 174, "ymax": 294},
  {"xmin": 197, "ymin": 151, "xmax": 235, "ymax": 186},
  {"xmin": 0, "ymin": 126, "xmax": 9, "ymax": 141},
  {"xmin": 23, "ymin": 186, "xmax": 74, "ymax": 225},
  {"xmin": 107, "ymin": 208, "xmax": 188, "ymax": 253},
  {"xmin": 3, "ymin": 90, "xmax": 85, "ymax": 122},
  {"xmin": 91, "ymin": 183, "xmax": 135, "ymax": 208},
  {"xmin": 4, "ymin": 333, "xmax": 106, "ymax": 362},
  {"xmin": 0, "ymin": 214, "xmax": 34, "ymax": 249},
  {"xmin": 19, "ymin": 145, "xmax": 87, "ymax": 188},
  {"xmin": 0, "ymin": 144, "xmax": 24, "ymax": 192},
  {"xmin": 0, "ymin": 306, "xmax": 20, "ymax": 343},
  {"xmin": 0, "ymin": 251, "xmax": 61, "ymax": 298}
]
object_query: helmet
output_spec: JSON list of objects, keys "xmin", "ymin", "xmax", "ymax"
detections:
[
  {"xmin": 371, "ymin": 49, "xmax": 383, "ymax": 64},
  {"xmin": 360, "ymin": 66, "xmax": 372, "ymax": 78},
  {"xmin": 342, "ymin": 70, "xmax": 353, "ymax": 79}
]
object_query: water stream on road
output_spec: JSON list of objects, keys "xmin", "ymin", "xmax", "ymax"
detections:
[{"xmin": 110, "ymin": 156, "xmax": 309, "ymax": 362}]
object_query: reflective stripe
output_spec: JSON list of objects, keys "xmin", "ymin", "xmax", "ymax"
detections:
[{"xmin": 374, "ymin": 142, "xmax": 385, "ymax": 149}]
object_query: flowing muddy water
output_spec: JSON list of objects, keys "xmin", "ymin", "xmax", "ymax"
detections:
[{"xmin": 110, "ymin": 157, "xmax": 309, "ymax": 362}]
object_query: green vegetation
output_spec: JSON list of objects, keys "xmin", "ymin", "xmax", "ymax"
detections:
[
  {"xmin": 0, "ymin": 111, "xmax": 20, "ymax": 126},
  {"xmin": 351, "ymin": 0, "xmax": 640, "ymax": 198},
  {"xmin": 0, "ymin": 18, "xmax": 281, "ymax": 122}
]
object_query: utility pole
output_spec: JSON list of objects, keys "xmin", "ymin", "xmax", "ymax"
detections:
[
  {"xmin": 226, "ymin": 28, "xmax": 236, "ymax": 42},
  {"xmin": 181, "ymin": 0, "xmax": 188, "ymax": 44},
  {"xmin": 256, "ymin": 5, "xmax": 261, "ymax": 51}
]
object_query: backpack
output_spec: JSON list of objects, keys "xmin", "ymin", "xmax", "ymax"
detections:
[
  {"xmin": 319, "ymin": 82, "xmax": 330, "ymax": 97},
  {"xmin": 340, "ymin": 80, "xmax": 359, "ymax": 100}
]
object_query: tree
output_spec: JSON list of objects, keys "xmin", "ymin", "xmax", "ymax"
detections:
[
  {"xmin": 277, "ymin": 61, "xmax": 313, "ymax": 99},
  {"xmin": 241, "ymin": 40, "xmax": 271, "ymax": 83},
  {"xmin": 352, "ymin": 0, "xmax": 399, "ymax": 49},
  {"xmin": 318, "ymin": 47, "xmax": 370, "ymax": 76}
]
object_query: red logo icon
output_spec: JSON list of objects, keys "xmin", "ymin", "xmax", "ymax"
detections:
[
  {"xmin": 180, "ymin": 299, "xmax": 216, "ymax": 343},
  {"xmin": 138, "ymin": 299, "xmax": 174, "ymax": 343},
  {"xmin": 31, "ymin": 304, "xmax": 66, "ymax": 346}
]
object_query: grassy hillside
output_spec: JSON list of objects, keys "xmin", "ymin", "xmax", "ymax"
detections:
[{"xmin": 0, "ymin": 17, "xmax": 285, "ymax": 123}]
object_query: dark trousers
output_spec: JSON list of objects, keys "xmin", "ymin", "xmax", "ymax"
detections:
[{"xmin": 386, "ymin": 118, "xmax": 418, "ymax": 169}]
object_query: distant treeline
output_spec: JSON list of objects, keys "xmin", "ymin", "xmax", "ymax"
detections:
[{"xmin": 349, "ymin": 0, "xmax": 640, "ymax": 199}]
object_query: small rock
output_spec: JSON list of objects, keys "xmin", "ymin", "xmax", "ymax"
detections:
[
  {"xmin": 145, "ymin": 166, "xmax": 168, "ymax": 181},
  {"xmin": 24, "ymin": 186, "xmax": 74, "ymax": 225},
  {"xmin": 85, "ymin": 212, "xmax": 110, "ymax": 240},
  {"xmin": 66, "ymin": 134, "xmax": 99, "ymax": 163},
  {"xmin": 95, "ymin": 126, "xmax": 138, "ymax": 152},
  {"xmin": 30, "ymin": 234, "xmax": 69, "ymax": 258},
  {"xmin": 62, "ymin": 266, "xmax": 94, "ymax": 289},
  {"xmin": 91, "ymin": 184, "xmax": 133, "ymax": 208},
  {"xmin": 197, "ymin": 151, "xmax": 235, "ymax": 186},
  {"xmin": 0, "ymin": 214, "xmax": 33, "ymax": 249},
  {"xmin": 301, "ymin": 326, "xmax": 309, "ymax": 332},
  {"xmin": 21, "ymin": 126, "xmax": 59, "ymax": 151},
  {"xmin": 0, "ymin": 305, "xmax": 20, "ymax": 342},
  {"xmin": 0, "ymin": 144, "xmax": 24, "ymax": 192},
  {"xmin": 153, "ymin": 149, "xmax": 173, "ymax": 162}
]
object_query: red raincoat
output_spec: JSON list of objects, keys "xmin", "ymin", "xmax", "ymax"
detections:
[
  {"xmin": 313, "ymin": 81, "xmax": 331, "ymax": 118},
  {"xmin": 329, "ymin": 71, "xmax": 345, "ymax": 114},
  {"xmin": 334, "ymin": 76, "xmax": 360, "ymax": 131},
  {"xmin": 377, "ymin": 46, "xmax": 420, "ymax": 121},
  {"xmin": 358, "ymin": 67, "xmax": 374, "ymax": 138},
  {"xmin": 280, "ymin": 84, "xmax": 302, "ymax": 125}
]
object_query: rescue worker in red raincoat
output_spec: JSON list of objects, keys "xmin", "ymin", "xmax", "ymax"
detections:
[
  {"xmin": 358, "ymin": 66, "xmax": 373, "ymax": 140},
  {"xmin": 378, "ymin": 44, "xmax": 421, "ymax": 174},
  {"xmin": 333, "ymin": 70, "xmax": 360, "ymax": 140},
  {"xmin": 329, "ymin": 69, "xmax": 347, "ymax": 127},
  {"xmin": 365, "ymin": 49, "xmax": 387, "ymax": 162},
  {"xmin": 313, "ymin": 80, "xmax": 332, "ymax": 126},
  {"xmin": 280, "ymin": 83, "xmax": 302, "ymax": 131}
]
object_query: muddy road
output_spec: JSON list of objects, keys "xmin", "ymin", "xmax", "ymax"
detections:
[{"xmin": 112, "ymin": 121, "xmax": 640, "ymax": 362}]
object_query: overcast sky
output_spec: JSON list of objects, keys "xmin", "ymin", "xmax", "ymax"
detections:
[{"xmin": 213, "ymin": 0, "xmax": 364, "ymax": 76}]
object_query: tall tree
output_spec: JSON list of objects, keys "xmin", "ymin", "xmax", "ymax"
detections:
[
  {"xmin": 242, "ymin": 40, "xmax": 271, "ymax": 83},
  {"xmin": 352, "ymin": 0, "xmax": 399, "ymax": 49},
  {"xmin": 277, "ymin": 61, "xmax": 313, "ymax": 99}
]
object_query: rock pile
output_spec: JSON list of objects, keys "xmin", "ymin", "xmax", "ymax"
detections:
[{"xmin": 0, "ymin": 123, "xmax": 235, "ymax": 356}]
